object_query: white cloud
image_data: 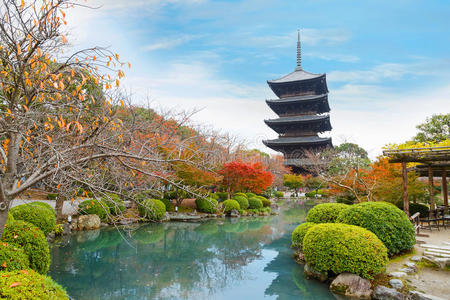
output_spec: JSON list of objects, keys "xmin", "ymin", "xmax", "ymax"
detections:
[{"xmin": 141, "ymin": 35, "xmax": 200, "ymax": 51}]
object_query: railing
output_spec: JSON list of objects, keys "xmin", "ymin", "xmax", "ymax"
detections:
[{"xmin": 410, "ymin": 212, "xmax": 421, "ymax": 235}]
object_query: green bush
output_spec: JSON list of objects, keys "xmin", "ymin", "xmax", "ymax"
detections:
[
  {"xmin": 336, "ymin": 194, "xmax": 356, "ymax": 205},
  {"xmin": 397, "ymin": 202, "xmax": 429, "ymax": 218},
  {"xmin": 138, "ymin": 199, "xmax": 166, "ymax": 221},
  {"xmin": 222, "ymin": 199, "xmax": 240, "ymax": 214},
  {"xmin": 195, "ymin": 197, "xmax": 218, "ymax": 213},
  {"xmin": 102, "ymin": 193, "xmax": 126, "ymax": 216},
  {"xmin": 245, "ymin": 192, "xmax": 256, "ymax": 199},
  {"xmin": 2, "ymin": 221, "xmax": 50, "ymax": 274},
  {"xmin": 216, "ymin": 192, "xmax": 228, "ymax": 201},
  {"xmin": 46, "ymin": 193, "xmax": 58, "ymax": 200},
  {"xmin": 30, "ymin": 202, "xmax": 54, "ymax": 212},
  {"xmin": 274, "ymin": 191, "xmax": 284, "ymax": 198},
  {"xmin": 209, "ymin": 193, "xmax": 219, "ymax": 200},
  {"xmin": 233, "ymin": 192, "xmax": 248, "ymax": 199},
  {"xmin": 78, "ymin": 199, "xmax": 110, "ymax": 221},
  {"xmin": 159, "ymin": 198, "xmax": 173, "ymax": 211},
  {"xmin": 336, "ymin": 201, "xmax": 416, "ymax": 256},
  {"xmin": 248, "ymin": 197, "xmax": 263, "ymax": 209},
  {"xmin": 0, "ymin": 270, "xmax": 69, "ymax": 299},
  {"xmin": 306, "ymin": 203, "xmax": 349, "ymax": 223},
  {"xmin": 291, "ymin": 222, "xmax": 316, "ymax": 249},
  {"xmin": 257, "ymin": 196, "xmax": 271, "ymax": 207},
  {"xmin": 10, "ymin": 204, "xmax": 56, "ymax": 235},
  {"xmin": 0, "ymin": 242, "xmax": 30, "ymax": 272},
  {"xmin": 232, "ymin": 196, "xmax": 249, "ymax": 209},
  {"xmin": 303, "ymin": 223, "xmax": 388, "ymax": 279}
]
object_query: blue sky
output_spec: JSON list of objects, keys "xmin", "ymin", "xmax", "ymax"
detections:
[{"xmin": 68, "ymin": 0, "xmax": 450, "ymax": 158}]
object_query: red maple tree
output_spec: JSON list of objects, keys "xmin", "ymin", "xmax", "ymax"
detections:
[{"xmin": 218, "ymin": 161, "xmax": 274, "ymax": 194}]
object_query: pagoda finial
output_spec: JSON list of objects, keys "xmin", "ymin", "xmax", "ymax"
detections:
[{"xmin": 295, "ymin": 29, "xmax": 302, "ymax": 71}]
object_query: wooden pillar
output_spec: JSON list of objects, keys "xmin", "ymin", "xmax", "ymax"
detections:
[
  {"xmin": 402, "ymin": 162, "xmax": 409, "ymax": 216},
  {"xmin": 443, "ymin": 168, "xmax": 448, "ymax": 214},
  {"xmin": 429, "ymin": 165, "xmax": 435, "ymax": 214}
]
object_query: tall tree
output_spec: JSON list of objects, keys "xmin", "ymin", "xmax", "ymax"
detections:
[{"xmin": 414, "ymin": 114, "xmax": 450, "ymax": 143}]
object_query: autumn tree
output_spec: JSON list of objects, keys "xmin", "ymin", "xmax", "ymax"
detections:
[{"xmin": 283, "ymin": 174, "xmax": 304, "ymax": 196}]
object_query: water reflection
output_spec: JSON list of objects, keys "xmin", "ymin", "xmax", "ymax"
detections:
[{"xmin": 50, "ymin": 201, "xmax": 333, "ymax": 300}]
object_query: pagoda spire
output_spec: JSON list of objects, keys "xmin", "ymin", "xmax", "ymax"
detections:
[{"xmin": 295, "ymin": 29, "xmax": 302, "ymax": 71}]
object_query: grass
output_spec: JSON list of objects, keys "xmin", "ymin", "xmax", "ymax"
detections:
[{"xmin": 388, "ymin": 248, "xmax": 416, "ymax": 264}]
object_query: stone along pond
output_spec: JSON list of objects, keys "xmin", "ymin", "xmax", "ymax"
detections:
[{"xmin": 49, "ymin": 202, "xmax": 334, "ymax": 299}]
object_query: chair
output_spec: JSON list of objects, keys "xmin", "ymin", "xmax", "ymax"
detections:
[{"xmin": 420, "ymin": 209, "xmax": 441, "ymax": 231}]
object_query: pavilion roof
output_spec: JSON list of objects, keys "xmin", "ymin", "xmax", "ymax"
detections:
[
  {"xmin": 383, "ymin": 146, "xmax": 450, "ymax": 163},
  {"xmin": 266, "ymin": 93, "xmax": 328, "ymax": 104},
  {"xmin": 263, "ymin": 136, "xmax": 332, "ymax": 146},
  {"xmin": 265, "ymin": 114, "xmax": 329, "ymax": 125},
  {"xmin": 267, "ymin": 69, "xmax": 324, "ymax": 84}
]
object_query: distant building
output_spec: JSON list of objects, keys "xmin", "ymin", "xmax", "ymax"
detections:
[{"xmin": 263, "ymin": 31, "xmax": 332, "ymax": 173}]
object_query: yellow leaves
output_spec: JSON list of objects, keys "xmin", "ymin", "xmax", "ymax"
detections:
[
  {"xmin": 22, "ymin": 104, "xmax": 28, "ymax": 112},
  {"xmin": 20, "ymin": 0, "xmax": 25, "ymax": 10},
  {"xmin": 46, "ymin": 135, "xmax": 52, "ymax": 144},
  {"xmin": 57, "ymin": 184, "xmax": 61, "ymax": 190},
  {"xmin": 128, "ymin": 62, "xmax": 131, "ymax": 69},
  {"xmin": 115, "ymin": 53, "xmax": 119, "ymax": 60},
  {"xmin": 16, "ymin": 181, "xmax": 21, "ymax": 188},
  {"xmin": 93, "ymin": 55, "xmax": 96, "ymax": 61},
  {"xmin": 115, "ymin": 79, "xmax": 120, "ymax": 87},
  {"xmin": 118, "ymin": 70, "xmax": 125, "ymax": 79},
  {"xmin": 9, "ymin": 282, "xmax": 20, "ymax": 288},
  {"xmin": 16, "ymin": 43, "xmax": 21, "ymax": 55},
  {"xmin": 120, "ymin": 99, "xmax": 124, "ymax": 107},
  {"xmin": 61, "ymin": 35, "xmax": 67, "ymax": 44}
]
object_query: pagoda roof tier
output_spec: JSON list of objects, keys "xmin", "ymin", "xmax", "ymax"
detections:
[
  {"xmin": 265, "ymin": 114, "xmax": 331, "ymax": 134},
  {"xmin": 263, "ymin": 136, "xmax": 332, "ymax": 152},
  {"xmin": 266, "ymin": 94, "xmax": 330, "ymax": 115},
  {"xmin": 268, "ymin": 69, "xmax": 324, "ymax": 84}
]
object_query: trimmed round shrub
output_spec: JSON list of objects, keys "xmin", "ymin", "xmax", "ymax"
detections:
[
  {"xmin": 2, "ymin": 221, "xmax": 50, "ymax": 274},
  {"xmin": 232, "ymin": 196, "xmax": 249, "ymax": 210},
  {"xmin": 336, "ymin": 201, "xmax": 415, "ymax": 256},
  {"xmin": 233, "ymin": 192, "xmax": 248, "ymax": 199},
  {"xmin": 291, "ymin": 222, "xmax": 316, "ymax": 249},
  {"xmin": 0, "ymin": 270, "xmax": 69, "ymax": 299},
  {"xmin": 248, "ymin": 197, "xmax": 263, "ymax": 209},
  {"xmin": 10, "ymin": 204, "xmax": 56, "ymax": 235},
  {"xmin": 195, "ymin": 197, "xmax": 218, "ymax": 213},
  {"xmin": 209, "ymin": 193, "xmax": 219, "ymax": 200},
  {"xmin": 216, "ymin": 192, "xmax": 228, "ymax": 201},
  {"xmin": 0, "ymin": 242, "xmax": 30, "ymax": 272},
  {"xmin": 397, "ymin": 202, "xmax": 429, "ymax": 218},
  {"xmin": 245, "ymin": 192, "xmax": 256, "ymax": 199},
  {"xmin": 31, "ymin": 202, "xmax": 54, "ymax": 212},
  {"xmin": 274, "ymin": 191, "xmax": 284, "ymax": 198},
  {"xmin": 305, "ymin": 203, "xmax": 349, "ymax": 223},
  {"xmin": 257, "ymin": 196, "xmax": 271, "ymax": 207},
  {"xmin": 160, "ymin": 198, "xmax": 173, "ymax": 211},
  {"xmin": 222, "ymin": 199, "xmax": 240, "ymax": 214},
  {"xmin": 138, "ymin": 199, "xmax": 166, "ymax": 221},
  {"xmin": 102, "ymin": 194, "xmax": 126, "ymax": 216},
  {"xmin": 78, "ymin": 199, "xmax": 110, "ymax": 221},
  {"xmin": 303, "ymin": 223, "xmax": 388, "ymax": 279}
]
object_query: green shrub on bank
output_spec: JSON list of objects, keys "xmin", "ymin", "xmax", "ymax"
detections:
[
  {"xmin": 232, "ymin": 196, "xmax": 249, "ymax": 210},
  {"xmin": 397, "ymin": 202, "xmax": 429, "ymax": 218},
  {"xmin": 10, "ymin": 204, "xmax": 56, "ymax": 235},
  {"xmin": 303, "ymin": 223, "xmax": 388, "ymax": 279},
  {"xmin": 248, "ymin": 197, "xmax": 263, "ymax": 209},
  {"xmin": 257, "ymin": 196, "xmax": 271, "ymax": 207},
  {"xmin": 233, "ymin": 192, "xmax": 248, "ymax": 199},
  {"xmin": 159, "ymin": 198, "xmax": 173, "ymax": 211},
  {"xmin": 336, "ymin": 201, "xmax": 415, "ymax": 256},
  {"xmin": 138, "ymin": 199, "xmax": 166, "ymax": 221},
  {"xmin": 102, "ymin": 193, "xmax": 126, "ymax": 216},
  {"xmin": 31, "ymin": 202, "xmax": 54, "ymax": 212},
  {"xmin": 222, "ymin": 199, "xmax": 240, "ymax": 214},
  {"xmin": 305, "ymin": 203, "xmax": 348, "ymax": 223},
  {"xmin": 2, "ymin": 221, "xmax": 50, "ymax": 274},
  {"xmin": 209, "ymin": 193, "xmax": 219, "ymax": 201},
  {"xmin": 216, "ymin": 192, "xmax": 228, "ymax": 201},
  {"xmin": 195, "ymin": 197, "xmax": 218, "ymax": 213},
  {"xmin": 0, "ymin": 270, "xmax": 69, "ymax": 299},
  {"xmin": 274, "ymin": 191, "xmax": 284, "ymax": 199},
  {"xmin": 78, "ymin": 199, "xmax": 110, "ymax": 221},
  {"xmin": 46, "ymin": 193, "xmax": 58, "ymax": 200},
  {"xmin": 245, "ymin": 192, "xmax": 256, "ymax": 199},
  {"xmin": 291, "ymin": 222, "xmax": 316, "ymax": 249},
  {"xmin": 0, "ymin": 242, "xmax": 30, "ymax": 272}
]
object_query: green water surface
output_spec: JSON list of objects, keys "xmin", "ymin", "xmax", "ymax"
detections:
[{"xmin": 49, "ymin": 201, "xmax": 334, "ymax": 300}]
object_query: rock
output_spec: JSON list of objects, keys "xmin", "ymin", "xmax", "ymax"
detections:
[
  {"xmin": 262, "ymin": 212, "xmax": 269, "ymax": 216},
  {"xmin": 76, "ymin": 229, "xmax": 100, "ymax": 242},
  {"xmin": 388, "ymin": 271, "xmax": 407, "ymax": 278},
  {"xmin": 77, "ymin": 214, "xmax": 101, "ymax": 231},
  {"xmin": 230, "ymin": 209, "xmax": 240, "ymax": 217},
  {"xmin": 410, "ymin": 256, "xmax": 422, "ymax": 262},
  {"xmin": 294, "ymin": 251, "xmax": 305, "ymax": 263},
  {"xmin": 119, "ymin": 219, "xmax": 133, "ymax": 225},
  {"xmin": 433, "ymin": 257, "xmax": 450, "ymax": 269},
  {"xmin": 100, "ymin": 222, "xmax": 109, "ymax": 227},
  {"xmin": 329, "ymin": 273, "xmax": 372, "ymax": 299},
  {"xmin": 373, "ymin": 285, "xmax": 404, "ymax": 300},
  {"xmin": 389, "ymin": 279, "xmax": 404, "ymax": 290},
  {"xmin": 404, "ymin": 262, "xmax": 418, "ymax": 272},
  {"xmin": 399, "ymin": 267, "xmax": 415, "ymax": 274},
  {"xmin": 62, "ymin": 223, "xmax": 71, "ymax": 235},
  {"xmin": 46, "ymin": 232, "xmax": 55, "ymax": 243},
  {"xmin": 304, "ymin": 263, "xmax": 328, "ymax": 282},
  {"xmin": 408, "ymin": 291, "xmax": 446, "ymax": 300},
  {"xmin": 270, "ymin": 203, "xmax": 279, "ymax": 210}
]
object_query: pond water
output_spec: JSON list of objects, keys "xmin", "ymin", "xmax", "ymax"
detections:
[{"xmin": 49, "ymin": 202, "xmax": 334, "ymax": 300}]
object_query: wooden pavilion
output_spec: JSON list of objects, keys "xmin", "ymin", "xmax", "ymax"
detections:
[{"xmin": 383, "ymin": 146, "xmax": 450, "ymax": 217}]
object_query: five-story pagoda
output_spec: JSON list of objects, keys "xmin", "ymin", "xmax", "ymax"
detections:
[{"xmin": 263, "ymin": 31, "xmax": 332, "ymax": 173}]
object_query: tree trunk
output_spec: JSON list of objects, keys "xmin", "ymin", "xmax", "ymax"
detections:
[{"xmin": 0, "ymin": 180, "xmax": 11, "ymax": 238}]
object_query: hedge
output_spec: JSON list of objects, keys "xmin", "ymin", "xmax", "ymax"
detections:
[
  {"xmin": 195, "ymin": 197, "xmax": 218, "ymax": 213},
  {"xmin": 232, "ymin": 196, "xmax": 249, "ymax": 210},
  {"xmin": 336, "ymin": 201, "xmax": 415, "ymax": 256},
  {"xmin": 215, "ymin": 192, "xmax": 228, "ymax": 201},
  {"xmin": 233, "ymin": 192, "xmax": 248, "ymax": 199},
  {"xmin": 305, "ymin": 203, "xmax": 349, "ymax": 223},
  {"xmin": 245, "ymin": 192, "xmax": 256, "ymax": 199},
  {"xmin": 248, "ymin": 197, "xmax": 263, "ymax": 209},
  {"xmin": 102, "ymin": 193, "xmax": 126, "ymax": 216},
  {"xmin": 0, "ymin": 242, "xmax": 30, "ymax": 272},
  {"xmin": 2, "ymin": 221, "xmax": 50, "ymax": 274},
  {"xmin": 138, "ymin": 199, "xmax": 166, "ymax": 221},
  {"xmin": 30, "ymin": 202, "xmax": 54, "ymax": 212},
  {"xmin": 257, "ymin": 196, "xmax": 271, "ymax": 207},
  {"xmin": 291, "ymin": 222, "xmax": 316, "ymax": 249},
  {"xmin": 303, "ymin": 223, "xmax": 388, "ymax": 279},
  {"xmin": 222, "ymin": 199, "xmax": 240, "ymax": 214},
  {"xmin": 78, "ymin": 199, "xmax": 110, "ymax": 221},
  {"xmin": 397, "ymin": 202, "xmax": 429, "ymax": 218},
  {"xmin": 159, "ymin": 198, "xmax": 173, "ymax": 211},
  {"xmin": 10, "ymin": 204, "xmax": 56, "ymax": 235},
  {"xmin": 0, "ymin": 270, "xmax": 69, "ymax": 299}
]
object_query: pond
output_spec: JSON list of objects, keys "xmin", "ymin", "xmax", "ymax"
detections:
[{"xmin": 49, "ymin": 201, "xmax": 334, "ymax": 300}]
